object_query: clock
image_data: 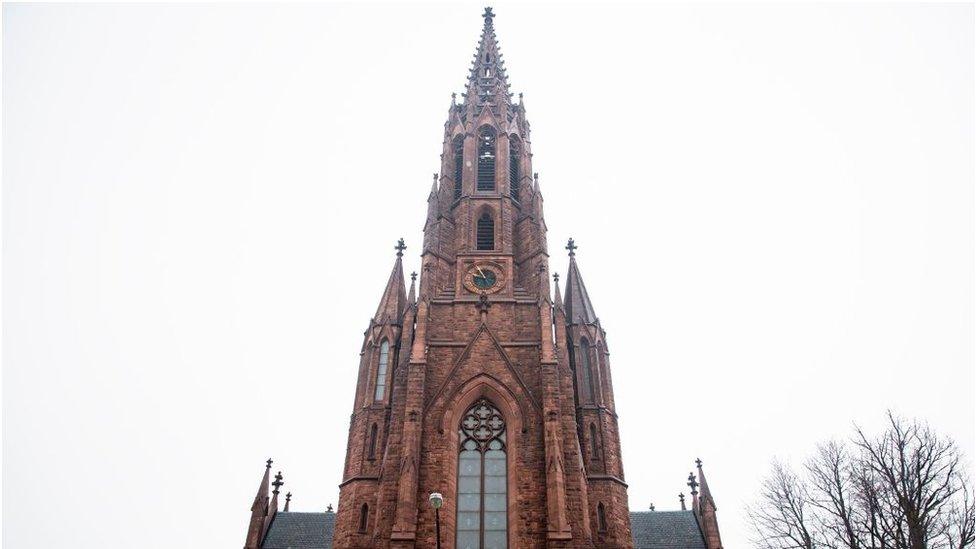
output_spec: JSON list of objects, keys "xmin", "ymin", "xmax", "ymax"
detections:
[{"xmin": 462, "ymin": 262, "xmax": 505, "ymax": 294}]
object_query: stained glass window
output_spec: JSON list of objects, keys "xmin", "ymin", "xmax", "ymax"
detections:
[
  {"xmin": 374, "ymin": 340, "xmax": 389, "ymax": 401},
  {"xmin": 457, "ymin": 398, "xmax": 507, "ymax": 549}
]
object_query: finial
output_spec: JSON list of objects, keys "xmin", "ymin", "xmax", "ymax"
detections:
[
  {"xmin": 696, "ymin": 457, "xmax": 703, "ymax": 468},
  {"xmin": 553, "ymin": 272, "xmax": 560, "ymax": 284},
  {"xmin": 411, "ymin": 271, "xmax": 418, "ymax": 283},
  {"xmin": 566, "ymin": 238, "xmax": 577, "ymax": 257},
  {"xmin": 272, "ymin": 472, "xmax": 284, "ymax": 495},
  {"xmin": 650, "ymin": 503, "xmax": 655, "ymax": 511},
  {"xmin": 395, "ymin": 238, "xmax": 407, "ymax": 257},
  {"xmin": 679, "ymin": 492, "xmax": 686, "ymax": 510},
  {"xmin": 687, "ymin": 472, "xmax": 699, "ymax": 495},
  {"xmin": 482, "ymin": 7, "xmax": 495, "ymax": 23},
  {"xmin": 266, "ymin": 458, "xmax": 273, "ymax": 469},
  {"xmin": 518, "ymin": 92, "xmax": 523, "ymax": 104},
  {"xmin": 451, "ymin": 92, "xmax": 457, "ymax": 105},
  {"xmin": 327, "ymin": 503, "xmax": 334, "ymax": 513},
  {"xmin": 433, "ymin": 173, "xmax": 438, "ymax": 183},
  {"xmin": 284, "ymin": 492, "xmax": 292, "ymax": 511}
]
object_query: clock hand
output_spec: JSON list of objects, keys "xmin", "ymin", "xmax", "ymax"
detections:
[{"xmin": 476, "ymin": 265, "xmax": 487, "ymax": 279}]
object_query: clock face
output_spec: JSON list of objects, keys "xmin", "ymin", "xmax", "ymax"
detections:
[
  {"xmin": 463, "ymin": 262, "xmax": 505, "ymax": 294},
  {"xmin": 473, "ymin": 269, "xmax": 497, "ymax": 289}
]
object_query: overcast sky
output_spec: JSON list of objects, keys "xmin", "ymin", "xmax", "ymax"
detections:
[{"xmin": 4, "ymin": 3, "xmax": 973, "ymax": 548}]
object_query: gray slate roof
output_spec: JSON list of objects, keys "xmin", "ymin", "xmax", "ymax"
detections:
[
  {"xmin": 262, "ymin": 512, "xmax": 334, "ymax": 549},
  {"xmin": 260, "ymin": 509, "xmax": 702, "ymax": 549},
  {"xmin": 630, "ymin": 511, "xmax": 707, "ymax": 549}
]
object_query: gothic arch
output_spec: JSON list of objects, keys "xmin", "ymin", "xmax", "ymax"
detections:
[{"xmin": 442, "ymin": 375, "xmax": 524, "ymax": 549}]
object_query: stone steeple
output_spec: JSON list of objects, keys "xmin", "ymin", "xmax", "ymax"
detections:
[
  {"xmin": 563, "ymin": 239, "xmax": 599, "ymax": 325},
  {"xmin": 373, "ymin": 239, "xmax": 408, "ymax": 324}
]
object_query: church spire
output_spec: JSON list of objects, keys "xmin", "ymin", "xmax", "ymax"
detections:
[
  {"xmin": 697, "ymin": 458, "xmax": 714, "ymax": 507},
  {"xmin": 553, "ymin": 272, "xmax": 564, "ymax": 311},
  {"xmin": 463, "ymin": 7, "xmax": 513, "ymax": 113},
  {"xmin": 373, "ymin": 239, "xmax": 408, "ymax": 323},
  {"xmin": 563, "ymin": 239, "xmax": 598, "ymax": 325}
]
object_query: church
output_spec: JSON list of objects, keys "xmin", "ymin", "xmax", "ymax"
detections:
[{"xmin": 242, "ymin": 8, "xmax": 723, "ymax": 549}]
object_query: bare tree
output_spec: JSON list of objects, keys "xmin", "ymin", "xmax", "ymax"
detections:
[{"xmin": 751, "ymin": 412, "xmax": 974, "ymax": 549}]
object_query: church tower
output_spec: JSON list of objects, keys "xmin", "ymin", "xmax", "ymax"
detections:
[{"xmin": 333, "ymin": 8, "xmax": 633, "ymax": 548}]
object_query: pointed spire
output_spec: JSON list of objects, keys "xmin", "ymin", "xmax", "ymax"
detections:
[
  {"xmin": 374, "ymin": 240, "xmax": 408, "ymax": 323},
  {"xmin": 552, "ymin": 272, "xmax": 563, "ymax": 310},
  {"xmin": 697, "ymin": 458, "xmax": 716, "ymax": 508},
  {"xmin": 463, "ymin": 7, "xmax": 513, "ymax": 110},
  {"xmin": 251, "ymin": 458, "xmax": 272, "ymax": 511},
  {"xmin": 563, "ymin": 238, "xmax": 598, "ymax": 324},
  {"xmin": 408, "ymin": 271, "xmax": 417, "ymax": 304},
  {"xmin": 284, "ymin": 492, "xmax": 292, "ymax": 512}
]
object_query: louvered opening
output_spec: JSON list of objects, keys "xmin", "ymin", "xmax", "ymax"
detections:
[
  {"xmin": 509, "ymin": 138, "xmax": 521, "ymax": 200},
  {"xmin": 476, "ymin": 212, "xmax": 494, "ymax": 250},
  {"xmin": 477, "ymin": 127, "xmax": 496, "ymax": 191},
  {"xmin": 453, "ymin": 136, "xmax": 464, "ymax": 200}
]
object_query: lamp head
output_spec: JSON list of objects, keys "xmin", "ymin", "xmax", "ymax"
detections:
[{"xmin": 429, "ymin": 492, "xmax": 444, "ymax": 509}]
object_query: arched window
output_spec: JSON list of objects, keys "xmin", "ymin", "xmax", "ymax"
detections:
[
  {"xmin": 589, "ymin": 423, "xmax": 600, "ymax": 459},
  {"xmin": 476, "ymin": 212, "xmax": 494, "ymax": 251},
  {"xmin": 367, "ymin": 423, "xmax": 378, "ymax": 459},
  {"xmin": 597, "ymin": 502, "xmax": 608, "ymax": 533},
  {"xmin": 453, "ymin": 135, "xmax": 464, "ymax": 200},
  {"xmin": 580, "ymin": 339, "xmax": 596, "ymax": 403},
  {"xmin": 374, "ymin": 340, "xmax": 389, "ymax": 401},
  {"xmin": 457, "ymin": 398, "xmax": 508, "ymax": 549},
  {"xmin": 477, "ymin": 127, "xmax": 496, "ymax": 191},
  {"xmin": 508, "ymin": 138, "xmax": 520, "ymax": 200},
  {"xmin": 358, "ymin": 503, "xmax": 369, "ymax": 533}
]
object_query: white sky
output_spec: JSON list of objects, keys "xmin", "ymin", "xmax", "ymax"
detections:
[{"xmin": 3, "ymin": 3, "xmax": 973, "ymax": 548}]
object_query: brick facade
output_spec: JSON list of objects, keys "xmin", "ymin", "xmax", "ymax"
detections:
[{"xmin": 332, "ymin": 9, "xmax": 633, "ymax": 548}]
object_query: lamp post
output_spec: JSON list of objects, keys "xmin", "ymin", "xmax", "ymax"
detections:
[{"xmin": 429, "ymin": 492, "xmax": 443, "ymax": 549}]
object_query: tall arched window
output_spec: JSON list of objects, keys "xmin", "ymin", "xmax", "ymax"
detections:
[
  {"xmin": 457, "ymin": 398, "xmax": 508, "ymax": 549},
  {"xmin": 597, "ymin": 502, "xmax": 608, "ymax": 533},
  {"xmin": 580, "ymin": 339, "xmax": 596, "ymax": 403},
  {"xmin": 358, "ymin": 503, "xmax": 369, "ymax": 533},
  {"xmin": 477, "ymin": 127, "xmax": 496, "ymax": 191},
  {"xmin": 367, "ymin": 423, "xmax": 378, "ymax": 459},
  {"xmin": 374, "ymin": 340, "xmax": 389, "ymax": 401},
  {"xmin": 476, "ymin": 212, "xmax": 494, "ymax": 251},
  {"xmin": 508, "ymin": 138, "xmax": 520, "ymax": 200},
  {"xmin": 453, "ymin": 135, "xmax": 464, "ymax": 200},
  {"xmin": 589, "ymin": 423, "xmax": 600, "ymax": 459}
]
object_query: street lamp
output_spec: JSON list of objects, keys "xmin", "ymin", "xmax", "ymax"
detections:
[{"xmin": 429, "ymin": 492, "xmax": 443, "ymax": 549}]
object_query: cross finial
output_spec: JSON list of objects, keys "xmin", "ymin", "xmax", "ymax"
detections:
[
  {"xmin": 687, "ymin": 472, "xmax": 699, "ymax": 495},
  {"xmin": 553, "ymin": 272, "xmax": 560, "ymax": 284},
  {"xmin": 411, "ymin": 271, "xmax": 417, "ymax": 283},
  {"xmin": 566, "ymin": 238, "xmax": 577, "ymax": 257},
  {"xmin": 483, "ymin": 7, "xmax": 495, "ymax": 23},
  {"xmin": 327, "ymin": 504, "xmax": 334, "ymax": 513},
  {"xmin": 451, "ymin": 92, "xmax": 457, "ymax": 104},
  {"xmin": 696, "ymin": 457, "xmax": 703, "ymax": 468},
  {"xmin": 395, "ymin": 238, "xmax": 407, "ymax": 257},
  {"xmin": 272, "ymin": 471, "xmax": 284, "ymax": 495},
  {"xmin": 679, "ymin": 492, "xmax": 686, "ymax": 510},
  {"xmin": 649, "ymin": 503, "xmax": 655, "ymax": 511},
  {"xmin": 284, "ymin": 492, "xmax": 292, "ymax": 511},
  {"xmin": 266, "ymin": 458, "xmax": 273, "ymax": 469}
]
